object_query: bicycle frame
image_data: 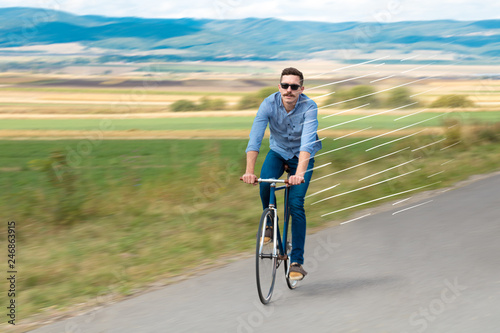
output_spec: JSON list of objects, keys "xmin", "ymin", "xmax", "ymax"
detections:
[
  {"xmin": 247, "ymin": 172, "xmax": 301, "ymax": 303},
  {"xmin": 258, "ymin": 178, "xmax": 291, "ymax": 262}
]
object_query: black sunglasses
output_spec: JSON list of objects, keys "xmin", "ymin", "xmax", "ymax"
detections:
[{"xmin": 280, "ymin": 83, "xmax": 301, "ymax": 90}]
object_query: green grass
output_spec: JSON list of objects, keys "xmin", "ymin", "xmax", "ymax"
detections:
[
  {"xmin": 319, "ymin": 111, "xmax": 500, "ymax": 130},
  {"xmin": 0, "ymin": 111, "xmax": 498, "ymax": 131},
  {"xmin": 0, "ymin": 129, "xmax": 499, "ymax": 324},
  {"xmin": 0, "ymin": 117, "xmax": 255, "ymax": 131}
]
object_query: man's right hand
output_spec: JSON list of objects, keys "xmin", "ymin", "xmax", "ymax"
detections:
[{"xmin": 241, "ymin": 173, "xmax": 258, "ymax": 185}]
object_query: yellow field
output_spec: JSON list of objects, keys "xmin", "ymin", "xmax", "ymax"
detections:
[{"xmin": 1, "ymin": 62, "xmax": 500, "ymax": 137}]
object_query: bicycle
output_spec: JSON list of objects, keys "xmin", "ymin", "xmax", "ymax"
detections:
[{"xmin": 241, "ymin": 167, "xmax": 301, "ymax": 304}]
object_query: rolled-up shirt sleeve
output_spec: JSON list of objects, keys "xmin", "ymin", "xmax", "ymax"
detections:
[
  {"xmin": 299, "ymin": 101, "xmax": 319, "ymax": 154},
  {"xmin": 245, "ymin": 101, "xmax": 269, "ymax": 153}
]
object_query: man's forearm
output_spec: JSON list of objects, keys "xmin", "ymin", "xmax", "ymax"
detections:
[
  {"xmin": 246, "ymin": 151, "xmax": 259, "ymax": 174},
  {"xmin": 296, "ymin": 151, "xmax": 311, "ymax": 177}
]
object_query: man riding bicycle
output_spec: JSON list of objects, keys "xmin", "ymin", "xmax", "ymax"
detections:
[{"xmin": 241, "ymin": 67, "xmax": 322, "ymax": 281}]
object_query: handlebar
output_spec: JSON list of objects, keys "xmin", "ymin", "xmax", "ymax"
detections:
[{"xmin": 239, "ymin": 177, "xmax": 305, "ymax": 185}]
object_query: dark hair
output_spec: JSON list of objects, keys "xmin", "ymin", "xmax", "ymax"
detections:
[{"xmin": 280, "ymin": 67, "xmax": 304, "ymax": 85}]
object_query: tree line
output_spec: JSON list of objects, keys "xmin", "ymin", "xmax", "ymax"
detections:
[{"xmin": 171, "ymin": 86, "xmax": 475, "ymax": 112}]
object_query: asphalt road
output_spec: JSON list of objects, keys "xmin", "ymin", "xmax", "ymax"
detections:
[{"xmin": 30, "ymin": 172, "xmax": 500, "ymax": 333}]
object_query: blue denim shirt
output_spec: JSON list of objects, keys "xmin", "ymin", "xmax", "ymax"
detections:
[{"xmin": 246, "ymin": 92, "xmax": 322, "ymax": 160}]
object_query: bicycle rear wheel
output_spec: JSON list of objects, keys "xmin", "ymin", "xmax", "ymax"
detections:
[{"xmin": 256, "ymin": 208, "xmax": 277, "ymax": 304}]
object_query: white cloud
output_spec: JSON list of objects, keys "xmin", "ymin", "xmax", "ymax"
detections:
[
  {"xmin": 406, "ymin": 0, "xmax": 500, "ymax": 21},
  {"xmin": 0, "ymin": 0, "xmax": 499, "ymax": 22}
]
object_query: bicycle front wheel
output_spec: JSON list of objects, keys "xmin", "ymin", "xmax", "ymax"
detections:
[
  {"xmin": 285, "ymin": 216, "xmax": 299, "ymax": 289},
  {"xmin": 256, "ymin": 208, "xmax": 277, "ymax": 304}
]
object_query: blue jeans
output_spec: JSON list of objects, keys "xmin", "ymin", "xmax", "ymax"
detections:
[{"xmin": 259, "ymin": 149, "xmax": 314, "ymax": 265}]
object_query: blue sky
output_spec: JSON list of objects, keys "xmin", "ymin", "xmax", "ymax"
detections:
[{"xmin": 0, "ymin": 0, "xmax": 499, "ymax": 22}]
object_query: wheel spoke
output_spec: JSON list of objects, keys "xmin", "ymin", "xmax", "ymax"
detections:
[
  {"xmin": 256, "ymin": 209, "xmax": 277, "ymax": 304},
  {"xmin": 285, "ymin": 221, "xmax": 299, "ymax": 289}
]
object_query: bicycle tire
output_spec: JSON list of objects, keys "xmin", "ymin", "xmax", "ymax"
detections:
[
  {"xmin": 284, "ymin": 209, "xmax": 299, "ymax": 290},
  {"xmin": 256, "ymin": 208, "xmax": 277, "ymax": 304}
]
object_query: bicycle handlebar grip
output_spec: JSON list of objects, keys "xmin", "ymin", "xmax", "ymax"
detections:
[
  {"xmin": 240, "ymin": 177, "xmax": 258, "ymax": 184},
  {"xmin": 284, "ymin": 179, "xmax": 305, "ymax": 185}
]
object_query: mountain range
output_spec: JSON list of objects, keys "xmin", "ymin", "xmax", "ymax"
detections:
[{"xmin": 1, "ymin": 7, "xmax": 500, "ymax": 63}]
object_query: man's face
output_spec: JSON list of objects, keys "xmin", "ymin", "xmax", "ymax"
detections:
[{"xmin": 278, "ymin": 75, "xmax": 304, "ymax": 106}]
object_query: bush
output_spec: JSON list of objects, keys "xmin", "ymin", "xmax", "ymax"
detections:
[
  {"xmin": 430, "ymin": 95, "xmax": 475, "ymax": 108},
  {"xmin": 324, "ymin": 85, "xmax": 381, "ymax": 109},
  {"xmin": 349, "ymin": 85, "xmax": 380, "ymax": 108},
  {"xmin": 237, "ymin": 95, "xmax": 261, "ymax": 110},
  {"xmin": 28, "ymin": 150, "xmax": 86, "ymax": 225},
  {"xmin": 171, "ymin": 97, "xmax": 228, "ymax": 112},
  {"xmin": 256, "ymin": 86, "xmax": 278, "ymax": 99},
  {"xmin": 323, "ymin": 88, "xmax": 352, "ymax": 107},
  {"xmin": 237, "ymin": 87, "xmax": 278, "ymax": 110},
  {"xmin": 198, "ymin": 97, "xmax": 227, "ymax": 111},
  {"xmin": 442, "ymin": 118, "xmax": 463, "ymax": 147},
  {"xmin": 170, "ymin": 99, "xmax": 198, "ymax": 112},
  {"xmin": 385, "ymin": 87, "xmax": 417, "ymax": 108},
  {"xmin": 476, "ymin": 122, "xmax": 500, "ymax": 142}
]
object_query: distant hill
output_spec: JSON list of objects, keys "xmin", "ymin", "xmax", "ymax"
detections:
[{"xmin": 1, "ymin": 7, "xmax": 500, "ymax": 63}]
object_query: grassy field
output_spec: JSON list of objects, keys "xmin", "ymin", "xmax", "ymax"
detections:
[
  {"xmin": 1, "ymin": 126, "xmax": 499, "ymax": 328},
  {"xmin": 1, "ymin": 68, "xmax": 500, "ymax": 330},
  {"xmin": 0, "ymin": 111, "xmax": 498, "ymax": 131}
]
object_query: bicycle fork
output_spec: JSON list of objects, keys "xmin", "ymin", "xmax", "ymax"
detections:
[
  {"xmin": 268, "ymin": 206, "xmax": 288, "ymax": 261},
  {"xmin": 267, "ymin": 182, "xmax": 288, "ymax": 262}
]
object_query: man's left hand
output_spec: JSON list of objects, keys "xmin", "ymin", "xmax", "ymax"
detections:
[{"xmin": 288, "ymin": 175, "xmax": 305, "ymax": 185}]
